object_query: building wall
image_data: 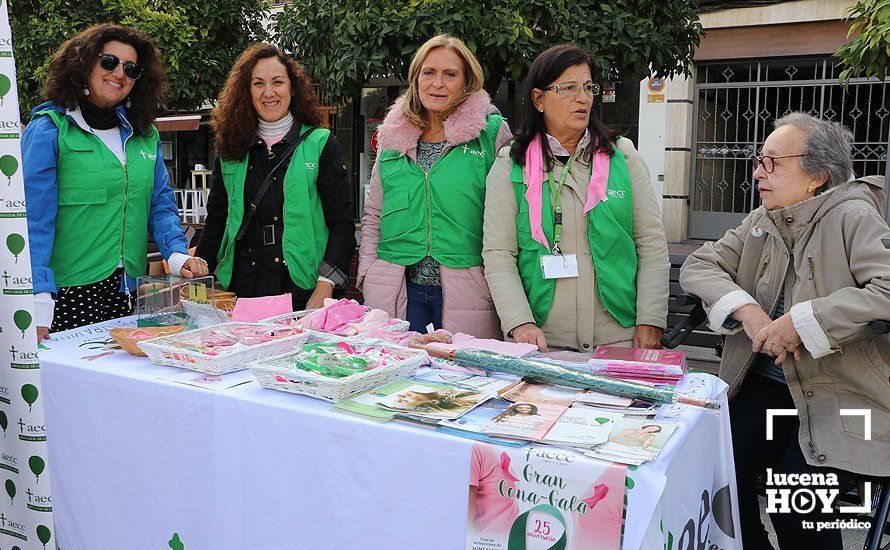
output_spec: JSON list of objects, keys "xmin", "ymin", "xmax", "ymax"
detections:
[{"xmin": 638, "ymin": 0, "xmax": 858, "ymax": 242}]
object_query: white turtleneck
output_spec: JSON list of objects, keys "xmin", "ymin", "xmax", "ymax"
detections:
[{"xmin": 257, "ymin": 112, "xmax": 294, "ymax": 147}]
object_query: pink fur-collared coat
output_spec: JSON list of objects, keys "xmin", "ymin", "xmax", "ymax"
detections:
[{"xmin": 357, "ymin": 91, "xmax": 512, "ymax": 338}]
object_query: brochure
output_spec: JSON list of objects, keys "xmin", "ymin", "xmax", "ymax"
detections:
[
  {"xmin": 482, "ymin": 402, "xmax": 568, "ymax": 441},
  {"xmin": 542, "ymin": 408, "xmax": 624, "ymax": 447},
  {"xmin": 376, "ymin": 382, "xmax": 490, "ymax": 420}
]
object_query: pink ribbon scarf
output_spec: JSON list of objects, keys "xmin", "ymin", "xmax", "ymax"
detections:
[{"xmin": 523, "ymin": 133, "xmax": 611, "ymax": 249}]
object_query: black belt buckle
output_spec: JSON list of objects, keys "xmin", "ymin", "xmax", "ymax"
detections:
[{"xmin": 262, "ymin": 224, "xmax": 277, "ymax": 246}]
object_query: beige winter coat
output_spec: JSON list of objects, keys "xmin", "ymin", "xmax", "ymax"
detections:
[
  {"xmin": 482, "ymin": 136, "xmax": 670, "ymax": 351},
  {"xmin": 680, "ymin": 176, "xmax": 890, "ymax": 476}
]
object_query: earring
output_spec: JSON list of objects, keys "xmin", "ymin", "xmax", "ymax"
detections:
[
  {"xmin": 83, "ymin": 87, "xmax": 90, "ymax": 96},
  {"xmin": 806, "ymin": 184, "xmax": 815, "ymax": 194},
  {"xmin": 125, "ymin": 97, "xmax": 131, "ymax": 109}
]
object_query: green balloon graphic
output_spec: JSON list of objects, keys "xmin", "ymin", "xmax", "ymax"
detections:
[
  {"xmin": 14, "ymin": 309, "xmax": 31, "ymax": 339},
  {"xmin": 0, "ymin": 410, "xmax": 7, "ymax": 435},
  {"xmin": 37, "ymin": 524, "xmax": 52, "ymax": 547},
  {"xmin": 6, "ymin": 232, "xmax": 24, "ymax": 262},
  {"xmin": 5, "ymin": 478, "xmax": 14, "ymax": 503},
  {"xmin": 0, "ymin": 74, "xmax": 10, "ymax": 105},
  {"xmin": 0, "ymin": 154, "xmax": 18, "ymax": 185},
  {"xmin": 29, "ymin": 455, "xmax": 45, "ymax": 483},
  {"xmin": 595, "ymin": 417, "xmax": 611, "ymax": 425},
  {"xmin": 21, "ymin": 383, "xmax": 38, "ymax": 412}
]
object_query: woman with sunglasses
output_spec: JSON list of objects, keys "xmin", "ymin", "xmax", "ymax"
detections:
[
  {"xmin": 22, "ymin": 24, "xmax": 207, "ymax": 341},
  {"xmin": 195, "ymin": 44, "xmax": 354, "ymax": 311},
  {"xmin": 681, "ymin": 113, "xmax": 890, "ymax": 549},
  {"xmin": 482, "ymin": 45, "xmax": 669, "ymax": 353}
]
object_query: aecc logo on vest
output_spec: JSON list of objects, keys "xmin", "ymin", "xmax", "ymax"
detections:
[{"xmin": 461, "ymin": 144, "xmax": 486, "ymax": 158}]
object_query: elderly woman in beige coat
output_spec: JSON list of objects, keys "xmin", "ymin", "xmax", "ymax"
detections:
[
  {"xmin": 482, "ymin": 45, "xmax": 669, "ymax": 353},
  {"xmin": 681, "ymin": 112, "xmax": 890, "ymax": 550}
]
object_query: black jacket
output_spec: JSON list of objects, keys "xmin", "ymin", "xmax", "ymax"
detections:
[{"xmin": 197, "ymin": 124, "xmax": 355, "ymax": 299}]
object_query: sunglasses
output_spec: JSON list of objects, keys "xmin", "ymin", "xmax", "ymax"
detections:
[{"xmin": 97, "ymin": 53, "xmax": 143, "ymax": 80}]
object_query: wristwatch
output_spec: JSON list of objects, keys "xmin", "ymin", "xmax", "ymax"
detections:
[{"xmin": 317, "ymin": 260, "xmax": 348, "ymax": 288}]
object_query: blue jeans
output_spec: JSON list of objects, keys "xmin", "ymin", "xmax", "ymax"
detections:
[{"xmin": 406, "ymin": 281, "xmax": 443, "ymax": 333}]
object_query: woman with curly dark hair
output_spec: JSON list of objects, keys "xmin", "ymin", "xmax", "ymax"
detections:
[
  {"xmin": 196, "ymin": 44, "xmax": 355, "ymax": 311},
  {"xmin": 22, "ymin": 24, "xmax": 207, "ymax": 341}
]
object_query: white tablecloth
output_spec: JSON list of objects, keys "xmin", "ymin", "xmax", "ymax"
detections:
[{"xmin": 39, "ymin": 318, "xmax": 741, "ymax": 550}]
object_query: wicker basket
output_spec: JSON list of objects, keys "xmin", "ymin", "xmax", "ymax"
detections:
[
  {"xmin": 263, "ymin": 308, "xmax": 411, "ymax": 333},
  {"xmin": 137, "ymin": 322, "xmax": 308, "ymax": 374},
  {"xmin": 109, "ymin": 326, "xmax": 186, "ymax": 357},
  {"xmin": 248, "ymin": 338, "xmax": 425, "ymax": 402}
]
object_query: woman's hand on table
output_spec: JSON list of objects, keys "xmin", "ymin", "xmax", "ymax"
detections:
[
  {"xmin": 633, "ymin": 324, "xmax": 663, "ymax": 349},
  {"xmin": 180, "ymin": 257, "xmax": 209, "ymax": 278},
  {"xmin": 307, "ymin": 281, "xmax": 334, "ymax": 310},
  {"xmin": 511, "ymin": 323, "xmax": 548, "ymax": 352},
  {"xmin": 753, "ymin": 313, "xmax": 802, "ymax": 364},
  {"xmin": 36, "ymin": 326, "xmax": 51, "ymax": 344}
]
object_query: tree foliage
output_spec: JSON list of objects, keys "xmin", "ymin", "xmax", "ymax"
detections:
[
  {"xmin": 835, "ymin": 0, "xmax": 890, "ymax": 83},
  {"xmin": 275, "ymin": 0, "xmax": 703, "ymax": 102},
  {"xmin": 9, "ymin": 0, "xmax": 270, "ymax": 122}
]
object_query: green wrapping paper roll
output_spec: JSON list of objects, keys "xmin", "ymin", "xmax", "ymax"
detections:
[{"xmin": 441, "ymin": 349, "xmax": 720, "ymax": 410}]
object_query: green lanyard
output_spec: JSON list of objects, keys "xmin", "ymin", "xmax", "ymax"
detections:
[{"xmin": 545, "ymin": 149, "xmax": 582, "ymax": 254}]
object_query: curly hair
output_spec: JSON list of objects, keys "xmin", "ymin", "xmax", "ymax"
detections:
[
  {"xmin": 43, "ymin": 24, "xmax": 167, "ymax": 137},
  {"xmin": 212, "ymin": 44, "xmax": 323, "ymax": 160}
]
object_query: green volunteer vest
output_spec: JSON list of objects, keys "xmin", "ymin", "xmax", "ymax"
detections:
[
  {"xmin": 376, "ymin": 114, "xmax": 503, "ymax": 268},
  {"xmin": 38, "ymin": 109, "xmax": 159, "ymax": 288},
  {"xmin": 510, "ymin": 147, "xmax": 637, "ymax": 327},
  {"xmin": 215, "ymin": 125, "xmax": 330, "ymax": 291}
]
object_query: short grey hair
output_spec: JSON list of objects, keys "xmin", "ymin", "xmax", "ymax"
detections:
[{"xmin": 773, "ymin": 112, "xmax": 854, "ymax": 192}]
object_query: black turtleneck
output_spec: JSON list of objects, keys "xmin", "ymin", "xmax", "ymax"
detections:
[{"xmin": 79, "ymin": 99, "xmax": 119, "ymax": 130}]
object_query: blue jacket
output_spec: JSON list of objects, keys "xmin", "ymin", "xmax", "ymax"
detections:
[{"xmin": 22, "ymin": 101, "xmax": 188, "ymax": 296}]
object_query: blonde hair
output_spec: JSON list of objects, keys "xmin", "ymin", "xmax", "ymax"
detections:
[{"xmin": 400, "ymin": 34, "xmax": 485, "ymax": 129}]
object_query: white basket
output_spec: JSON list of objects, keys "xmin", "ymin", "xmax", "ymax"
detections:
[
  {"xmin": 262, "ymin": 308, "xmax": 411, "ymax": 333},
  {"xmin": 247, "ymin": 338, "xmax": 425, "ymax": 402},
  {"xmin": 138, "ymin": 322, "xmax": 308, "ymax": 375}
]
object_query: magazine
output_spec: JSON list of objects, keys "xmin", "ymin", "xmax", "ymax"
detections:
[
  {"xmin": 499, "ymin": 380, "xmax": 586, "ymax": 406},
  {"xmin": 541, "ymin": 409, "xmax": 624, "ymax": 447},
  {"xmin": 332, "ymin": 379, "xmax": 419, "ymax": 422},
  {"xmin": 584, "ymin": 418, "xmax": 678, "ymax": 465},
  {"xmin": 376, "ymin": 382, "xmax": 490, "ymax": 420},
  {"xmin": 482, "ymin": 402, "xmax": 568, "ymax": 441},
  {"xmin": 436, "ymin": 398, "xmax": 527, "ymax": 447},
  {"xmin": 412, "ymin": 369, "xmax": 516, "ymax": 394}
]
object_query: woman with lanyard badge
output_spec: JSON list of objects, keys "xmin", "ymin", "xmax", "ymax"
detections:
[
  {"xmin": 23, "ymin": 24, "xmax": 208, "ymax": 342},
  {"xmin": 483, "ymin": 45, "xmax": 669, "ymax": 352},
  {"xmin": 196, "ymin": 44, "xmax": 355, "ymax": 311}
]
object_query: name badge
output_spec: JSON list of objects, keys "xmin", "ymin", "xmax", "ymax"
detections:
[{"xmin": 540, "ymin": 254, "xmax": 579, "ymax": 279}]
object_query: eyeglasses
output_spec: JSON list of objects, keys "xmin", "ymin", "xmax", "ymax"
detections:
[
  {"xmin": 751, "ymin": 154, "xmax": 808, "ymax": 173},
  {"xmin": 97, "ymin": 53, "xmax": 143, "ymax": 80},
  {"xmin": 542, "ymin": 82, "xmax": 601, "ymax": 97}
]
